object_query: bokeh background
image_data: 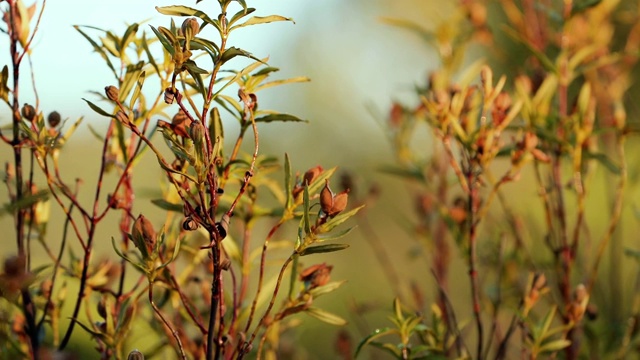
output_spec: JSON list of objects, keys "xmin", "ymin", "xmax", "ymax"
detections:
[{"xmin": 2, "ymin": 0, "xmax": 640, "ymax": 358}]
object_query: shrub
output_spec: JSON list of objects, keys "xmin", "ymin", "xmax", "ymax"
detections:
[{"xmin": 0, "ymin": 1, "xmax": 360, "ymax": 359}]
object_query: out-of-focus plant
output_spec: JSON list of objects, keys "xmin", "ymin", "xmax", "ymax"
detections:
[
  {"xmin": 0, "ymin": 0, "xmax": 361, "ymax": 359},
  {"xmin": 356, "ymin": 0, "xmax": 640, "ymax": 359}
]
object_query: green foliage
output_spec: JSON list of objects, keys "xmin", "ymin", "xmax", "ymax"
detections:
[{"xmin": 0, "ymin": 1, "xmax": 358, "ymax": 359}]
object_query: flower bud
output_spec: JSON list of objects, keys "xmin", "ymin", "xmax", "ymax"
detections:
[
  {"xmin": 300, "ymin": 263, "xmax": 333, "ymax": 289},
  {"xmin": 47, "ymin": 111, "xmax": 61, "ymax": 128},
  {"xmin": 105, "ymin": 86, "xmax": 120, "ymax": 102},
  {"xmin": 115, "ymin": 111, "xmax": 131, "ymax": 126},
  {"xmin": 21, "ymin": 103, "xmax": 36, "ymax": 122},
  {"xmin": 189, "ymin": 121, "xmax": 206, "ymax": 146},
  {"xmin": 127, "ymin": 349, "xmax": 145, "ymax": 360},
  {"xmin": 131, "ymin": 215, "xmax": 157, "ymax": 259},
  {"xmin": 181, "ymin": 18, "xmax": 200, "ymax": 37}
]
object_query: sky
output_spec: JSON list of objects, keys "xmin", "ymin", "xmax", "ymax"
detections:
[{"xmin": 1, "ymin": 0, "xmax": 449, "ymax": 167}]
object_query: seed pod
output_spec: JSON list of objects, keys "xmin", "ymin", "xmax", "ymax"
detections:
[
  {"xmin": 182, "ymin": 217, "xmax": 198, "ymax": 231},
  {"xmin": 299, "ymin": 263, "xmax": 333, "ymax": 289},
  {"xmin": 131, "ymin": 214, "xmax": 157, "ymax": 259},
  {"xmin": 320, "ymin": 180, "xmax": 349, "ymax": 218},
  {"xmin": 164, "ymin": 87, "xmax": 175, "ymax": 104},
  {"xmin": 215, "ymin": 213, "xmax": 231, "ymax": 241},
  {"xmin": 115, "ymin": 111, "xmax": 131, "ymax": 126},
  {"xmin": 47, "ymin": 111, "xmax": 61, "ymax": 128},
  {"xmin": 21, "ymin": 103, "xmax": 36, "ymax": 122},
  {"xmin": 105, "ymin": 86, "xmax": 120, "ymax": 102},
  {"xmin": 181, "ymin": 18, "xmax": 200, "ymax": 37},
  {"xmin": 127, "ymin": 349, "xmax": 145, "ymax": 360}
]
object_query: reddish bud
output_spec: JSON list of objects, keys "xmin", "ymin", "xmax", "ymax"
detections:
[
  {"xmin": 105, "ymin": 86, "xmax": 120, "ymax": 102},
  {"xmin": 300, "ymin": 263, "xmax": 333, "ymax": 289},
  {"xmin": 131, "ymin": 214, "xmax": 157, "ymax": 259},
  {"xmin": 320, "ymin": 180, "xmax": 349, "ymax": 218}
]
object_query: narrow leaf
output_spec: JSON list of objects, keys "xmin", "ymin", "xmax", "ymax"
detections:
[
  {"xmin": 83, "ymin": 99, "xmax": 115, "ymax": 118},
  {"xmin": 299, "ymin": 243, "xmax": 349, "ymax": 256},
  {"xmin": 305, "ymin": 307, "xmax": 347, "ymax": 326},
  {"xmin": 254, "ymin": 113, "xmax": 309, "ymax": 123},
  {"xmin": 155, "ymin": 6, "xmax": 221, "ymax": 32},
  {"xmin": 151, "ymin": 199, "xmax": 183, "ymax": 212},
  {"xmin": 230, "ymin": 15, "xmax": 294, "ymax": 31},
  {"xmin": 355, "ymin": 327, "xmax": 399, "ymax": 358}
]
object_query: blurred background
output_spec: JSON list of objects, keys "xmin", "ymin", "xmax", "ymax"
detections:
[{"xmin": 2, "ymin": 0, "xmax": 640, "ymax": 358}]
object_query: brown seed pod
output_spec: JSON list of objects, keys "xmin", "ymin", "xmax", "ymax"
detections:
[
  {"xmin": 104, "ymin": 86, "xmax": 120, "ymax": 102},
  {"xmin": 21, "ymin": 103, "xmax": 36, "ymax": 122},
  {"xmin": 47, "ymin": 111, "xmax": 61, "ymax": 128}
]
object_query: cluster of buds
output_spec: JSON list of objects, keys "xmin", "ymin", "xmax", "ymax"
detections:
[
  {"xmin": 566, "ymin": 284, "xmax": 589, "ymax": 323},
  {"xmin": 0, "ymin": 255, "xmax": 34, "ymax": 299},
  {"xmin": 511, "ymin": 132, "xmax": 550, "ymax": 167},
  {"xmin": 523, "ymin": 272, "xmax": 548, "ymax": 316}
]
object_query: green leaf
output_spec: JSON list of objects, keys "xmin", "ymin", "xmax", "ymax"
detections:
[
  {"xmin": 284, "ymin": 153, "xmax": 293, "ymax": 209},
  {"xmin": 254, "ymin": 76, "xmax": 311, "ymax": 92},
  {"xmin": 184, "ymin": 60, "xmax": 208, "ymax": 99},
  {"xmin": 82, "ymin": 99, "xmax": 115, "ymax": 118},
  {"xmin": 230, "ymin": 15, "xmax": 294, "ymax": 31},
  {"xmin": 538, "ymin": 339, "xmax": 571, "ymax": 353},
  {"xmin": 305, "ymin": 307, "xmax": 347, "ymax": 326},
  {"xmin": 316, "ymin": 205, "xmax": 365, "ymax": 234},
  {"xmin": 314, "ymin": 226, "xmax": 356, "ymax": 242},
  {"xmin": 299, "ymin": 243, "xmax": 349, "ymax": 256},
  {"xmin": 210, "ymin": 107, "xmax": 224, "ymax": 158},
  {"xmin": 212, "ymin": 59, "xmax": 266, "ymax": 100},
  {"xmin": 571, "ymin": 0, "xmax": 602, "ymax": 16},
  {"xmin": 141, "ymin": 32, "xmax": 161, "ymax": 76},
  {"xmin": 503, "ymin": 26, "xmax": 557, "ymax": 73},
  {"xmin": 254, "ymin": 113, "xmax": 309, "ymax": 123},
  {"xmin": 119, "ymin": 62, "xmax": 145, "ymax": 103},
  {"xmin": 148, "ymin": 25, "xmax": 175, "ymax": 56},
  {"xmin": 379, "ymin": 165, "xmax": 426, "ymax": 182},
  {"xmin": 308, "ymin": 280, "xmax": 347, "ymax": 298},
  {"xmin": 380, "ymin": 17, "xmax": 434, "ymax": 44},
  {"xmin": 129, "ymin": 71, "xmax": 146, "ymax": 110},
  {"xmin": 120, "ymin": 23, "xmax": 139, "ymax": 53},
  {"xmin": 1, "ymin": 190, "xmax": 49, "ymax": 216},
  {"xmin": 355, "ymin": 327, "xmax": 399, "ymax": 358},
  {"xmin": 150, "ymin": 199, "xmax": 183, "ymax": 212},
  {"xmin": 585, "ymin": 152, "xmax": 621, "ymax": 174},
  {"xmin": 219, "ymin": 47, "xmax": 262, "ymax": 65},
  {"xmin": 0, "ymin": 65, "xmax": 9, "ymax": 102},
  {"xmin": 228, "ymin": 7, "xmax": 256, "ymax": 27},
  {"xmin": 74, "ymin": 26, "xmax": 118, "ymax": 78},
  {"xmin": 155, "ymin": 6, "xmax": 221, "ymax": 32}
]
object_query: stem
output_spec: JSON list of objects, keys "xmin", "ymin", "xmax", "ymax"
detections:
[
  {"xmin": 206, "ymin": 241, "xmax": 222, "ymax": 360},
  {"xmin": 466, "ymin": 162, "xmax": 484, "ymax": 359},
  {"xmin": 149, "ymin": 284, "xmax": 187, "ymax": 360}
]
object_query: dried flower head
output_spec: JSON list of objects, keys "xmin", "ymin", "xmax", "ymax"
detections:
[
  {"xmin": 105, "ymin": 85, "xmax": 120, "ymax": 102},
  {"xmin": 320, "ymin": 180, "xmax": 349, "ymax": 218},
  {"xmin": 300, "ymin": 263, "xmax": 333, "ymax": 289},
  {"xmin": 292, "ymin": 165, "xmax": 323, "ymax": 198}
]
